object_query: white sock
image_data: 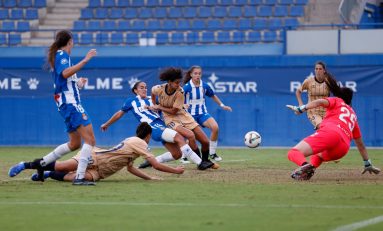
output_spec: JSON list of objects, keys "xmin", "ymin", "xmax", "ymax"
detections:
[
  {"xmin": 75, "ymin": 143, "xmax": 93, "ymax": 180},
  {"xmin": 210, "ymin": 140, "xmax": 218, "ymax": 155},
  {"xmin": 181, "ymin": 144, "xmax": 201, "ymax": 165},
  {"xmin": 41, "ymin": 143, "xmax": 71, "ymax": 166},
  {"xmin": 156, "ymin": 152, "xmax": 175, "ymax": 163}
]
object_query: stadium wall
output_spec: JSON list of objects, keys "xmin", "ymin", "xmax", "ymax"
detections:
[{"xmin": 1, "ymin": 46, "xmax": 382, "ymax": 147}]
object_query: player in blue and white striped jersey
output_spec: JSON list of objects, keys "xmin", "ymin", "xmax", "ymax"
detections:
[
  {"xmin": 100, "ymin": 81, "xmax": 215, "ymax": 171},
  {"xmin": 183, "ymin": 66, "xmax": 232, "ymax": 162}
]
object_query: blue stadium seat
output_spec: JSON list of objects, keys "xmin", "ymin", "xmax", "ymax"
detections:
[
  {"xmin": 95, "ymin": 8, "xmax": 108, "ymax": 19},
  {"xmin": 268, "ymin": 18, "xmax": 283, "ymax": 30},
  {"xmin": 223, "ymin": 19, "xmax": 237, "ymax": 30},
  {"xmin": 140, "ymin": 32, "xmax": 154, "ymax": 39},
  {"xmin": 228, "ymin": 6, "xmax": 242, "ymax": 17},
  {"xmin": 284, "ymin": 18, "xmax": 299, "ymax": 29},
  {"xmin": 217, "ymin": 31, "xmax": 231, "ymax": 43},
  {"xmin": 0, "ymin": 9, "xmax": 9, "ymax": 19},
  {"xmin": 16, "ymin": 21, "xmax": 30, "ymax": 32},
  {"xmin": 205, "ymin": 0, "xmax": 218, "ymax": 6},
  {"xmin": 1, "ymin": 21, "xmax": 15, "ymax": 31},
  {"xmin": 263, "ymin": 31, "xmax": 277, "ymax": 42},
  {"xmin": 34, "ymin": 0, "xmax": 47, "ymax": 8},
  {"xmin": 88, "ymin": 21, "xmax": 101, "ymax": 31},
  {"xmin": 264, "ymin": 0, "xmax": 277, "ymax": 5},
  {"xmin": 175, "ymin": 0, "xmax": 189, "ymax": 6},
  {"xmin": 177, "ymin": 20, "xmax": 191, "ymax": 30},
  {"xmin": 169, "ymin": 7, "xmax": 183, "ymax": 18},
  {"xmin": 117, "ymin": 0, "xmax": 130, "ymax": 7},
  {"xmin": 126, "ymin": 33, "xmax": 139, "ymax": 44},
  {"xmin": 118, "ymin": 21, "xmax": 130, "ymax": 30},
  {"xmin": 258, "ymin": 6, "xmax": 273, "ymax": 17},
  {"xmin": 0, "ymin": 34, "xmax": 7, "ymax": 45},
  {"xmin": 71, "ymin": 33, "xmax": 79, "ymax": 44},
  {"xmin": 147, "ymin": 20, "xmax": 161, "ymax": 31},
  {"xmin": 131, "ymin": 20, "xmax": 146, "ymax": 31},
  {"xmin": 4, "ymin": 0, "xmax": 16, "ymax": 8},
  {"xmin": 10, "ymin": 9, "xmax": 24, "ymax": 20},
  {"xmin": 103, "ymin": 0, "xmax": 115, "ymax": 7},
  {"xmin": 201, "ymin": 31, "xmax": 215, "ymax": 43},
  {"xmin": 124, "ymin": 8, "xmax": 138, "ymax": 19},
  {"xmin": 147, "ymin": 0, "xmax": 160, "ymax": 7},
  {"xmin": 234, "ymin": 0, "xmax": 247, "ymax": 5},
  {"xmin": 280, "ymin": 0, "xmax": 294, "ymax": 4},
  {"xmin": 221, "ymin": 0, "xmax": 233, "ymax": 5},
  {"xmin": 156, "ymin": 32, "xmax": 169, "ymax": 44},
  {"xmin": 89, "ymin": 0, "xmax": 101, "ymax": 8},
  {"xmin": 9, "ymin": 33, "xmax": 22, "ymax": 45},
  {"xmin": 213, "ymin": 7, "xmax": 227, "ymax": 18},
  {"xmin": 274, "ymin": 6, "xmax": 288, "ymax": 17},
  {"xmin": 199, "ymin": 7, "xmax": 212, "ymax": 18},
  {"xmin": 295, "ymin": 0, "xmax": 308, "ymax": 5},
  {"xmin": 243, "ymin": 6, "xmax": 257, "ymax": 17},
  {"xmin": 80, "ymin": 8, "xmax": 93, "ymax": 19},
  {"xmin": 248, "ymin": 0, "xmax": 262, "ymax": 5},
  {"xmin": 171, "ymin": 32, "xmax": 185, "ymax": 44},
  {"xmin": 162, "ymin": 19, "xmax": 177, "ymax": 30},
  {"xmin": 183, "ymin": 7, "xmax": 197, "ymax": 18},
  {"xmin": 80, "ymin": 33, "xmax": 93, "ymax": 44},
  {"xmin": 73, "ymin": 21, "xmax": 86, "ymax": 31},
  {"xmin": 19, "ymin": 0, "xmax": 32, "ymax": 7},
  {"xmin": 109, "ymin": 8, "xmax": 123, "ymax": 19},
  {"xmin": 111, "ymin": 32, "xmax": 124, "ymax": 44},
  {"xmin": 191, "ymin": 19, "xmax": 205, "ymax": 30},
  {"xmin": 186, "ymin": 31, "xmax": 199, "ymax": 43},
  {"xmin": 139, "ymin": 8, "xmax": 152, "ymax": 18},
  {"xmin": 247, "ymin": 31, "xmax": 261, "ymax": 42},
  {"xmin": 152, "ymin": 8, "xmax": 167, "ymax": 18},
  {"xmin": 103, "ymin": 20, "xmax": 116, "ymax": 31},
  {"xmin": 26, "ymin": 9, "xmax": 38, "ymax": 19},
  {"xmin": 290, "ymin": 6, "xmax": 305, "ymax": 17},
  {"xmin": 161, "ymin": 0, "xmax": 173, "ymax": 7},
  {"xmin": 191, "ymin": 0, "xmax": 204, "ymax": 6},
  {"xmin": 239, "ymin": 18, "xmax": 252, "ymax": 30},
  {"xmin": 207, "ymin": 19, "xmax": 221, "ymax": 30},
  {"xmin": 253, "ymin": 18, "xmax": 267, "ymax": 30},
  {"xmin": 95, "ymin": 32, "xmax": 109, "ymax": 44},
  {"xmin": 232, "ymin": 31, "xmax": 245, "ymax": 43}
]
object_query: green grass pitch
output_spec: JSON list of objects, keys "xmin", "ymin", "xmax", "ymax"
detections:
[{"xmin": 0, "ymin": 147, "xmax": 382, "ymax": 231}]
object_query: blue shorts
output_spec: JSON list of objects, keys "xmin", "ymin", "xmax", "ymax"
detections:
[
  {"xmin": 192, "ymin": 113, "xmax": 212, "ymax": 127},
  {"xmin": 150, "ymin": 119, "xmax": 167, "ymax": 143},
  {"xmin": 59, "ymin": 104, "xmax": 91, "ymax": 133}
]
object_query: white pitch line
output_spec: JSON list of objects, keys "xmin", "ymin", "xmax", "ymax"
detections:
[
  {"xmin": 0, "ymin": 201, "xmax": 383, "ymax": 210},
  {"xmin": 332, "ymin": 215, "xmax": 383, "ymax": 231}
]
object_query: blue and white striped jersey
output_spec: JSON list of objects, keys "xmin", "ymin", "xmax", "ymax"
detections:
[
  {"xmin": 121, "ymin": 95, "xmax": 161, "ymax": 123},
  {"xmin": 183, "ymin": 80, "xmax": 215, "ymax": 116},
  {"xmin": 53, "ymin": 50, "xmax": 81, "ymax": 107}
]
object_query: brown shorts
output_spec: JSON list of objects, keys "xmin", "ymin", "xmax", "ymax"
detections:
[{"xmin": 72, "ymin": 153, "xmax": 101, "ymax": 181}]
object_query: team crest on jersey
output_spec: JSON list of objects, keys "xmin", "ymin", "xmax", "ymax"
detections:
[
  {"xmin": 60, "ymin": 58, "xmax": 68, "ymax": 65},
  {"xmin": 82, "ymin": 113, "xmax": 88, "ymax": 120}
]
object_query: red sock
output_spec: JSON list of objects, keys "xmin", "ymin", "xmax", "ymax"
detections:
[
  {"xmin": 287, "ymin": 148, "xmax": 307, "ymax": 166},
  {"xmin": 310, "ymin": 155, "xmax": 323, "ymax": 168}
]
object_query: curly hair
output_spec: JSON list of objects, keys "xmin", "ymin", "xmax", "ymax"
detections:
[{"xmin": 159, "ymin": 67, "xmax": 183, "ymax": 82}]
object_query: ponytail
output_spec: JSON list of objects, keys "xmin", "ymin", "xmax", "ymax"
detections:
[{"xmin": 46, "ymin": 30, "xmax": 73, "ymax": 69}]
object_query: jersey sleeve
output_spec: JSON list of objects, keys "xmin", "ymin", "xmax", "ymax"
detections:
[
  {"xmin": 204, "ymin": 82, "xmax": 215, "ymax": 97},
  {"xmin": 121, "ymin": 98, "xmax": 133, "ymax": 112},
  {"xmin": 55, "ymin": 51, "xmax": 70, "ymax": 76},
  {"xmin": 324, "ymin": 97, "xmax": 336, "ymax": 109},
  {"xmin": 352, "ymin": 121, "xmax": 362, "ymax": 139}
]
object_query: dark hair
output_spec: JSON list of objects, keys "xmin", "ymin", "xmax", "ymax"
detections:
[
  {"xmin": 159, "ymin": 67, "xmax": 183, "ymax": 82},
  {"xmin": 47, "ymin": 30, "xmax": 73, "ymax": 69},
  {"xmin": 183, "ymin": 65, "xmax": 201, "ymax": 84},
  {"xmin": 136, "ymin": 122, "xmax": 152, "ymax": 139},
  {"xmin": 131, "ymin": 81, "xmax": 144, "ymax": 95},
  {"xmin": 315, "ymin": 61, "xmax": 327, "ymax": 73},
  {"xmin": 325, "ymin": 72, "xmax": 353, "ymax": 105}
]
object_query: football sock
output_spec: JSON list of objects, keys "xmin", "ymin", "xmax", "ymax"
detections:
[
  {"xmin": 287, "ymin": 148, "xmax": 307, "ymax": 166},
  {"xmin": 41, "ymin": 143, "xmax": 71, "ymax": 166},
  {"xmin": 192, "ymin": 148, "xmax": 201, "ymax": 158},
  {"xmin": 49, "ymin": 171, "xmax": 66, "ymax": 181},
  {"xmin": 201, "ymin": 149, "xmax": 209, "ymax": 161},
  {"xmin": 156, "ymin": 152, "xmax": 175, "ymax": 163},
  {"xmin": 310, "ymin": 155, "xmax": 323, "ymax": 168},
  {"xmin": 75, "ymin": 143, "xmax": 93, "ymax": 180},
  {"xmin": 25, "ymin": 158, "xmax": 43, "ymax": 169},
  {"xmin": 181, "ymin": 144, "xmax": 202, "ymax": 165},
  {"xmin": 209, "ymin": 140, "xmax": 218, "ymax": 155}
]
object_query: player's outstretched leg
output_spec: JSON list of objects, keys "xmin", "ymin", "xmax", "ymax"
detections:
[
  {"xmin": 8, "ymin": 162, "xmax": 26, "ymax": 177},
  {"xmin": 31, "ymin": 171, "xmax": 51, "ymax": 181}
]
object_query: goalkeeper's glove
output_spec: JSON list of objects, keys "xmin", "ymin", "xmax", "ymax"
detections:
[
  {"xmin": 286, "ymin": 105, "xmax": 307, "ymax": 115},
  {"xmin": 362, "ymin": 159, "xmax": 381, "ymax": 174}
]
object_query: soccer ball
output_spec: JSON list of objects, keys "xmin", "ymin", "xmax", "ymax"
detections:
[{"xmin": 244, "ymin": 131, "xmax": 261, "ymax": 148}]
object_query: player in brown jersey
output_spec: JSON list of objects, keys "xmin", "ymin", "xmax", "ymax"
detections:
[
  {"xmin": 296, "ymin": 61, "xmax": 330, "ymax": 129},
  {"xmin": 10, "ymin": 122, "xmax": 185, "ymax": 183},
  {"xmin": 148, "ymin": 67, "xmax": 219, "ymax": 169}
]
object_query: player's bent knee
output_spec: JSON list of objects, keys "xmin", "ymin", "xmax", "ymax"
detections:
[{"xmin": 161, "ymin": 128, "xmax": 178, "ymax": 143}]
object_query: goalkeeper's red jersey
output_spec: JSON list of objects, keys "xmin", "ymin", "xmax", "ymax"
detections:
[{"xmin": 320, "ymin": 97, "xmax": 362, "ymax": 142}]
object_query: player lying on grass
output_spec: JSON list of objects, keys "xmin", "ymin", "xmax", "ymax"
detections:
[
  {"xmin": 8, "ymin": 122, "xmax": 184, "ymax": 183},
  {"xmin": 286, "ymin": 75, "xmax": 380, "ymax": 180}
]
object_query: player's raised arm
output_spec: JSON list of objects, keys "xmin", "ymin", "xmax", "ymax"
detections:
[{"xmin": 62, "ymin": 49, "xmax": 97, "ymax": 78}]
